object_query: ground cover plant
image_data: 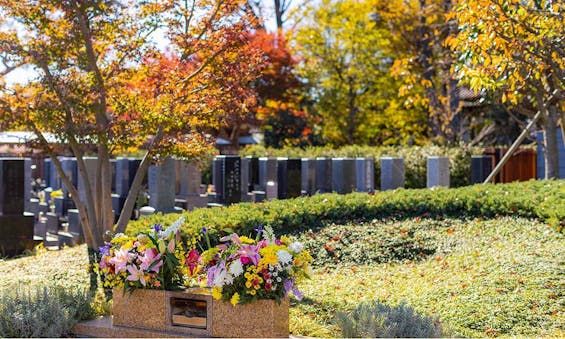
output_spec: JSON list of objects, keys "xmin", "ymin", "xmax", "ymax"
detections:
[{"xmin": 290, "ymin": 217, "xmax": 565, "ymax": 337}]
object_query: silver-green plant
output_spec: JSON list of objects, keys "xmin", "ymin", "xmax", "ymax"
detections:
[
  {"xmin": 335, "ymin": 301, "xmax": 443, "ymax": 338},
  {"xmin": 0, "ymin": 285, "xmax": 95, "ymax": 337}
]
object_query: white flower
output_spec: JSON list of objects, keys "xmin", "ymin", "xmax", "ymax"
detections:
[
  {"xmin": 288, "ymin": 242, "xmax": 304, "ymax": 253},
  {"xmin": 276, "ymin": 277, "xmax": 282, "ymax": 282},
  {"xmin": 277, "ymin": 250, "xmax": 293, "ymax": 266},
  {"xmin": 228, "ymin": 260, "xmax": 244, "ymax": 277},
  {"xmin": 213, "ymin": 266, "xmax": 228, "ymax": 287},
  {"xmin": 163, "ymin": 217, "xmax": 185, "ymax": 239},
  {"xmin": 272, "ymin": 271, "xmax": 278, "ymax": 277}
]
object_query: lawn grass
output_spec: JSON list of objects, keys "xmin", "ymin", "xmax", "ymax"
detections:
[{"xmin": 1, "ymin": 216, "xmax": 563, "ymax": 337}]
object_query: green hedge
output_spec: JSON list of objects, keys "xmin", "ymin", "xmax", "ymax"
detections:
[
  {"xmin": 126, "ymin": 180, "xmax": 565, "ymax": 239},
  {"xmin": 239, "ymin": 144, "xmax": 484, "ymax": 188}
]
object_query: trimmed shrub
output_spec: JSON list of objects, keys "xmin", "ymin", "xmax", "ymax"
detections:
[
  {"xmin": 335, "ymin": 301, "xmax": 443, "ymax": 337},
  {"xmin": 126, "ymin": 180, "xmax": 565, "ymax": 240},
  {"xmin": 0, "ymin": 285, "xmax": 95, "ymax": 337},
  {"xmin": 239, "ymin": 144, "xmax": 484, "ymax": 188}
]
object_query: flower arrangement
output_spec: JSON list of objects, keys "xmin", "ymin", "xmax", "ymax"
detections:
[
  {"xmin": 96, "ymin": 217, "xmax": 199, "ymax": 293},
  {"xmin": 200, "ymin": 226, "xmax": 313, "ymax": 306},
  {"xmin": 96, "ymin": 217, "xmax": 312, "ymax": 306}
]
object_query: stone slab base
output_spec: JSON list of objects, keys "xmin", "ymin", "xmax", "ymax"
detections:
[{"xmin": 72, "ymin": 316, "xmax": 204, "ymax": 338}]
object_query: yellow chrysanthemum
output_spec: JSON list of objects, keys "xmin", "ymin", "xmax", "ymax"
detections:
[
  {"xmin": 212, "ymin": 286, "xmax": 222, "ymax": 300},
  {"xmin": 230, "ymin": 293, "xmax": 240, "ymax": 306},
  {"xmin": 239, "ymin": 236, "xmax": 255, "ymax": 244},
  {"xmin": 280, "ymin": 235, "xmax": 291, "ymax": 245}
]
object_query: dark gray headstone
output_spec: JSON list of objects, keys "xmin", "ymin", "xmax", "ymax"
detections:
[
  {"xmin": 39, "ymin": 202, "xmax": 49, "ymax": 215},
  {"xmin": 301, "ymin": 159, "xmax": 316, "ymax": 196},
  {"xmin": 241, "ymin": 157, "xmax": 250, "ymax": 198},
  {"xmin": 67, "ymin": 208, "xmax": 83, "ymax": 237},
  {"xmin": 60, "ymin": 157, "xmax": 77, "ymax": 198},
  {"xmin": 0, "ymin": 158, "xmax": 31, "ymax": 216},
  {"xmin": 258, "ymin": 157, "xmax": 277, "ymax": 191},
  {"xmin": 246, "ymin": 156, "xmax": 260, "ymax": 190},
  {"xmin": 277, "ymin": 158, "xmax": 301, "ymax": 199},
  {"xmin": 46, "ymin": 158, "xmax": 60, "ymax": 190},
  {"xmin": 34, "ymin": 219, "xmax": 47, "ymax": 239},
  {"xmin": 110, "ymin": 159, "xmax": 117, "ymax": 194},
  {"xmin": 471, "ymin": 156, "xmax": 492, "ymax": 184},
  {"xmin": 115, "ymin": 158, "xmax": 142, "ymax": 198},
  {"xmin": 45, "ymin": 212, "xmax": 59, "ymax": 234},
  {"xmin": 111, "ymin": 194, "xmax": 125, "ymax": 217},
  {"xmin": 212, "ymin": 158, "xmax": 223, "ymax": 198},
  {"xmin": 355, "ymin": 158, "xmax": 375, "ymax": 193},
  {"xmin": 0, "ymin": 215, "xmax": 37, "ymax": 257},
  {"xmin": 315, "ymin": 158, "xmax": 332, "ymax": 193},
  {"xmin": 331, "ymin": 158, "xmax": 356, "ymax": 194},
  {"xmin": 43, "ymin": 158, "xmax": 52, "ymax": 188},
  {"xmin": 381, "ymin": 157, "xmax": 405, "ymax": 191},
  {"xmin": 30, "ymin": 198, "xmax": 39, "ymax": 220},
  {"xmin": 148, "ymin": 157, "xmax": 176, "ymax": 213},
  {"xmin": 427, "ymin": 156, "xmax": 450, "ymax": 188},
  {"xmin": 218, "ymin": 155, "xmax": 241, "ymax": 205}
]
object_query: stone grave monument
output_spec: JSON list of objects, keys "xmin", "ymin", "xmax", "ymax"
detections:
[
  {"xmin": 427, "ymin": 156, "xmax": 450, "ymax": 188},
  {"xmin": 331, "ymin": 158, "xmax": 356, "ymax": 194},
  {"xmin": 381, "ymin": 157, "xmax": 405, "ymax": 191},
  {"xmin": 0, "ymin": 158, "xmax": 38, "ymax": 256}
]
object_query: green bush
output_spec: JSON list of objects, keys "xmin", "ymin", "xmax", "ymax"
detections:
[
  {"xmin": 126, "ymin": 180, "xmax": 565, "ymax": 239},
  {"xmin": 0, "ymin": 285, "xmax": 95, "ymax": 337},
  {"xmin": 335, "ymin": 301, "xmax": 443, "ymax": 338},
  {"xmin": 239, "ymin": 144, "xmax": 484, "ymax": 188}
]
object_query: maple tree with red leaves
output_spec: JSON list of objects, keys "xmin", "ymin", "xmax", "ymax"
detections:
[{"xmin": 0, "ymin": 0, "xmax": 264, "ymax": 251}]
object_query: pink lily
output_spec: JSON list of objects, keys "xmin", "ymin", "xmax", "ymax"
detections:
[
  {"xmin": 126, "ymin": 265, "xmax": 147, "ymax": 286},
  {"xmin": 140, "ymin": 248, "xmax": 163, "ymax": 273},
  {"xmin": 237, "ymin": 244, "xmax": 260, "ymax": 266},
  {"xmin": 109, "ymin": 248, "xmax": 133, "ymax": 273}
]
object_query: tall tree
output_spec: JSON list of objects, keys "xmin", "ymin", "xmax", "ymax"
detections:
[
  {"xmin": 0, "ymin": 0, "xmax": 263, "ymax": 252},
  {"xmin": 372, "ymin": 0, "xmax": 462, "ymax": 144},
  {"xmin": 291, "ymin": 0, "xmax": 428, "ymax": 145},
  {"xmin": 447, "ymin": 0, "xmax": 564, "ymax": 178}
]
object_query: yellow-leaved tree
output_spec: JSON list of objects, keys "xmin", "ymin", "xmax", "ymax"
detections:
[{"xmin": 447, "ymin": 0, "xmax": 564, "ymax": 178}]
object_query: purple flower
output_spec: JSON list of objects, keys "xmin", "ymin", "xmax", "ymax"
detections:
[
  {"xmin": 99, "ymin": 244, "xmax": 111, "ymax": 257},
  {"xmin": 256, "ymin": 225, "xmax": 263, "ymax": 233},
  {"xmin": 152, "ymin": 224, "xmax": 163, "ymax": 233},
  {"xmin": 284, "ymin": 279, "xmax": 304, "ymax": 301},
  {"xmin": 202, "ymin": 226, "xmax": 207, "ymax": 233}
]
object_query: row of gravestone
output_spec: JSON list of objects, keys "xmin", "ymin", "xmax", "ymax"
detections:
[
  {"xmin": 0, "ymin": 154, "xmax": 493, "ymax": 255},
  {"xmin": 207, "ymin": 155, "xmax": 494, "ymax": 205}
]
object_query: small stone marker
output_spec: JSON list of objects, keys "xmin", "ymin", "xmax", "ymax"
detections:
[
  {"xmin": 427, "ymin": 156, "xmax": 450, "ymax": 188},
  {"xmin": 0, "ymin": 158, "xmax": 32, "ymax": 215},
  {"xmin": 381, "ymin": 157, "xmax": 405, "ymax": 191}
]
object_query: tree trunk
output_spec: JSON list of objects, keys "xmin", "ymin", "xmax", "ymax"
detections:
[
  {"xmin": 347, "ymin": 91, "xmax": 357, "ymax": 144},
  {"xmin": 542, "ymin": 105, "xmax": 560, "ymax": 179},
  {"xmin": 274, "ymin": 0, "xmax": 283, "ymax": 31}
]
